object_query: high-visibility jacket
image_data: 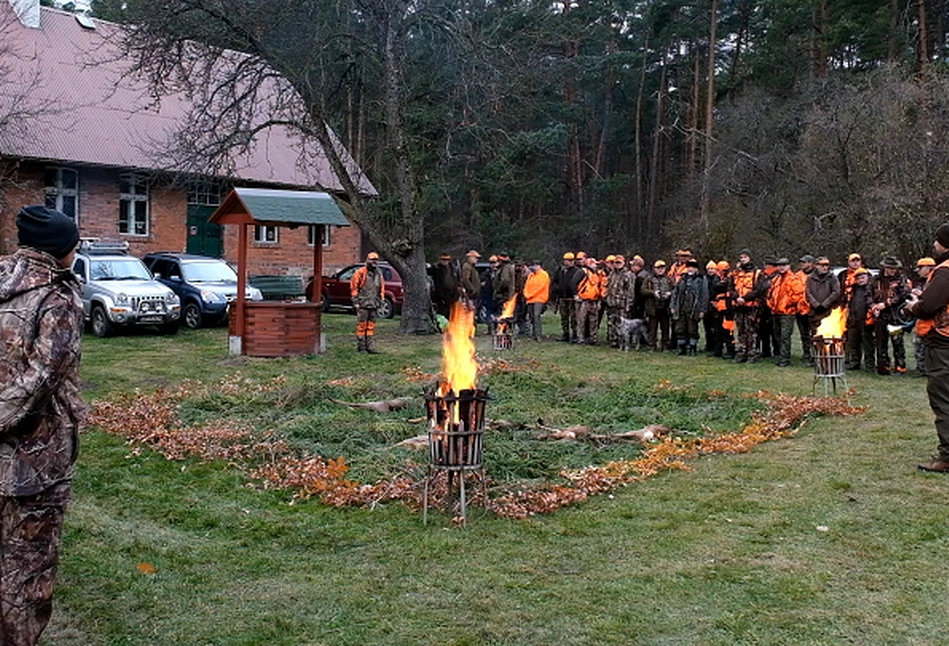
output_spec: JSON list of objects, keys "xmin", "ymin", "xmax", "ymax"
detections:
[
  {"xmin": 669, "ymin": 262, "xmax": 688, "ymax": 284},
  {"xmin": 577, "ymin": 268, "xmax": 602, "ymax": 301},
  {"xmin": 523, "ymin": 269, "xmax": 551, "ymax": 304},
  {"xmin": 839, "ymin": 268, "xmax": 859, "ymax": 303},
  {"xmin": 731, "ymin": 268, "xmax": 763, "ymax": 306},
  {"xmin": 916, "ymin": 258, "xmax": 949, "ymax": 338},
  {"xmin": 766, "ymin": 271, "xmax": 806, "ymax": 315},
  {"xmin": 793, "ymin": 270, "xmax": 812, "ymax": 315}
]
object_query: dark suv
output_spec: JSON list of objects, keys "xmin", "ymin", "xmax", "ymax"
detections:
[{"xmin": 143, "ymin": 252, "xmax": 263, "ymax": 329}]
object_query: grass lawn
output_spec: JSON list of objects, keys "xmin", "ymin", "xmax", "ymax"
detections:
[{"xmin": 41, "ymin": 313, "xmax": 949, "ymax": 645}]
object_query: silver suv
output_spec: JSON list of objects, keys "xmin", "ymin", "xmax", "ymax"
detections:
[{"xmin": 72, "ymin": 241, "xmax": 181, "ymax": 337}]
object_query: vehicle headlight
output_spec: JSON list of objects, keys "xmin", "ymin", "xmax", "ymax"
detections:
[
  {"xmin": 247, "ymin": 287, "xmax": 263, "ymax": 301},
  {"xmin": 201, "ymin": 290, "xmax": 225, "ymax": 303},
  {"xmin": 115, "ymin": 292, "xmax": 129, "ymax": 305},
  {"xmin": 165, "ymin": 292, "xmax": 180, "ymax": 305}
]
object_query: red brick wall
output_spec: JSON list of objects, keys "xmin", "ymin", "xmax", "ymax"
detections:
[
  {"xmin": 221, "ymin": 220, "xmax": 362, "ymax": 278},
  {"xmin": 0, "ymin": 160, "xmax": 362, "ymax": 274},
  {"xmin": 0, "ymin": 162, "xmax": 186, "ymax": 255}
]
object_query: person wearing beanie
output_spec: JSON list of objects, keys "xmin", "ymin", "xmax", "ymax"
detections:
[
  {"xmin": 907, "ymin": 224, "xmax": 949, "ymax": 471},
  {"xmin": 553, "ymin": 251, "xmax": 581, "ymax": 342},
  {"xmin": 0, "ymin": 205, "xmax": 83, "ymax": 644},
  {"xmin": 727, "ymin": 250, "xmax": 769, "ymax": 363}
]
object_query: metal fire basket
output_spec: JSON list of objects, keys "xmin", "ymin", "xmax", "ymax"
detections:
[
  {"xmin": 492, "ymin": 317, "xmax": 515, "ymax": 351},
  {"xmin": 812, "ymin": 336, "xmax": 848, "ymax": 397},
  {"xmin": 422, "ymin": 385, "xmax": 489, "ymax": 525}
]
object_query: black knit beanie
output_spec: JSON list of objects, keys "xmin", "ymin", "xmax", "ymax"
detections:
[
  {"xmin": 17, "ymin": 205, "xmax": 80, "ymax": 259},
  {"xmin": 937, "ymin": 222, "xmax": 949, "ymax": 249}
]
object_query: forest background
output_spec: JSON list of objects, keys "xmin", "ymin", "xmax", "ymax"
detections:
[{"xmin": 18, "ymin": 0, "xmax": 949, "ymax": 330}]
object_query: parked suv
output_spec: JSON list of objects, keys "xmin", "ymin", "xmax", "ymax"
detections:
[
  {"xmin": 72, "ymin": 241, "xmax": 181, "ymax": 337},
  {"xmin": 143, "ymin": 252, "xmax": 263, "ymax": 329},
  {"xmin": 306, "ymin": 262, "xmax": 403, "ymax": 318}
]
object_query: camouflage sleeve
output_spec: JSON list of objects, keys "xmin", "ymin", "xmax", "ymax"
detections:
[{"xmin": 0, "ymin": 296, "xmax": 82, "ymax": 436}]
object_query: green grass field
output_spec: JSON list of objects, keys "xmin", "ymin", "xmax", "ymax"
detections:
[{"xmin": 41, "ymin": 313, "xmax": 949, "ymax": 645}]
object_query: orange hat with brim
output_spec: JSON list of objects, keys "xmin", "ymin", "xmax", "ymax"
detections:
[
  {"xmin": 717, "ymin": 260, "xmax": 730, "ymax": 271},
  {"xmin": 563, "ymin": 252, "xmax": 575, "ymax": 260},
  {"xmin": 654, "ymin": 260, "xmax": 666, "ymax": 267},
  {"xmin": 366, "ymin": 252, "xmax": 380, "ymax": 260},
  {"xmin": 854, "ymin": 268, "xmax": 869, "ymax": 276},
  {"xmin": 848, "ymin": 253, "xmax": 862, "ymax": 261},
  {"xmin": 605, "ymin": 255, "xmax": 616, "ymax": 262},
  {"xmin": 918, "ymin": 257, "xmax": 936, "ymax": 267}
]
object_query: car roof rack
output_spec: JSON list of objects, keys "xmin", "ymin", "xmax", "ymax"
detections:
[{"xmin": 79, "ymin": 239, "xmax": 130, "ymax": 255}]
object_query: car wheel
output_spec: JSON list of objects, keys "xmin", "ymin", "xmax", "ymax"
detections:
[
  {"xmin": 159, "ymin": 320, "xmax": 180, "ymax": 335},
  {"xmin": 379, "ymin": 296, "xmax": 394, "ymax": 319},
  {"xmin": 91, "ymin": 304, "xmax": 113, "ymax": 338},
  {"xmin": 321, "ymin": 292, "xmax": 330, "ymax": 313},
  {"xmin": 183, "ymin": 301, "xmax": 203, "ymax": 329}
]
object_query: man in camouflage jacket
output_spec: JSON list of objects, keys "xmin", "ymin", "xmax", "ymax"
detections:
[{"xmin": 0, "ymin": 205, "xmax": 83, "ymax": 646}]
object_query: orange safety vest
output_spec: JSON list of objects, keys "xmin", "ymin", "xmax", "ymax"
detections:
[
  {"xmin": 523, "ymin": 270, "xmax": 551, "ymax": 304},
  {"xmin": 915, "ymin": 258, "xmax": 949, "ymax": 338},
  {"xmin": 793, "ymin": 270, "xmax": 811, "ymax": 315},
  {"xmin": 577, "ymin": 268, "xmax": 601, "ymax": 301},
  {"xmin": 733, "ymin": 269, "xmax": 761, "ymax": 306}
]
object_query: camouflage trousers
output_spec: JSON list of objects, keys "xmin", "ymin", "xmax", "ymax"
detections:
[
  {"xmin": 559, "ymin": 298, "xmax": 577, "ymax": 340},
  {"xmin": 734, "ymin": 308, "xmax": 759, "ymax": 362},
  {"xmin": 576, "ymin": 300, "xmax": 600, "ymax": 344},
  {"xmin": 606, "ymin": 305, "xmax": 624, "ymax": 347},
  {"xmin": 1, "ymin": 482, "xmax": 70, "ymax": 646}
]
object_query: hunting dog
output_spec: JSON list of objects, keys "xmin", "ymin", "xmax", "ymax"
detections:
[{"xmin": 617, "ymin": 316, "xmax": 648, "ymax": 351}]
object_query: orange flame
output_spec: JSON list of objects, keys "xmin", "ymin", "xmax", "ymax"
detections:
[
  {"xmin": 816, "ymin": 306, "xmax": 847, "ymax": 338},
  {"xmin": 441, "ymin": 301, "xmax": 478, "ymax": 394},
  {"xmin": 500, "ymin": 296, "xmax": 517, "ymax": 319}
]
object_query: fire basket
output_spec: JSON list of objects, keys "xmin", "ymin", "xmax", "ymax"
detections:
[
  {"xmin": 812, "ymin": 336, "xmax": 848, "ymax": 396},
  {"xmin": 422, "ymin": 384, "xmax": 489, "ymax": 524},
  {"xmin": 493, "ymin": 317, "xmax": 515, "ymax": 351}
]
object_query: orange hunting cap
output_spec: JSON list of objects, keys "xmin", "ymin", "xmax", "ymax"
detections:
[
  {"xmin": 614, "ymin": 254, "xmax": 625, "ymax": 262},
  {"xmin": 466, "ymin": 249, "xmax": 481, "ymax": 258},
  {"xmin": 632, "ymin": 254, "xmax": 644, "ymax": 262},
  {"xmin": 366, "ymin": 252, "xmax": 380, "ymax": 260},
  {"xmin": 854, "ymin": 267, "xmax": 869, "ymax": 276},
  {"xmin": 706, "ymin": 260, "xmax": 717, "ymax": 270},
  {"xmin": 605, "ymin": 254, "xmax": 616, "ymax": 262},
  {"xmin": 716, "ymin": 260, "xmax": 730, "ymax": 271},
  {"xmin": 488, "ymin": 255, "xmax": 498, "ymax": 262},
  {"xmin": 563, "ymin": 252, "xmax": 575, "ymax": 260},
  {"xmin": 575, "ymin": 251, "xmax": 587, "ymax": 260},
  {"xmin": 848, "ymin": 253, "xmax": 862, "ymax": 261},
  {"xmin": 918, "ymin": 257, "xmax": 936, "ymax": 267},
  {"xmin": 654, "ymin": 259, "xmax": 666, "ymax": 268}
]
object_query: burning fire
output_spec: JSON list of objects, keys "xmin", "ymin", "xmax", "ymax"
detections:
[
  {"xmin": 816, "ymin": 306, "xmax": 847, "ymax": 338},
  {"xmin": 500, "ymin": 296, "xmax": 516, "ymax": 319},
  {"xmin": 440, "ymin": 301, "xmax": 478, "ymax": 394}
]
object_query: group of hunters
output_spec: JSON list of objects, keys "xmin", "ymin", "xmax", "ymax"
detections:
[{"xmin": 354, "ymin": 247, "xmax": 936, "ymax": 377}]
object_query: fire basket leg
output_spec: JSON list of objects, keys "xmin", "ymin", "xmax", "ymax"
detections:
[{"xmin": 459, "ymin": 472, "xmax": 467, "ymax": 525}]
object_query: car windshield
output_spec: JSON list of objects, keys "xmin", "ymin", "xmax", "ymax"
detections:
[
  {"xmin": 90, "ymin": 258, "xmax": 152, "ymax": 281},
  {"xmin": 181, "ymin": 261, "xmax": 237, "ymax": 283}
]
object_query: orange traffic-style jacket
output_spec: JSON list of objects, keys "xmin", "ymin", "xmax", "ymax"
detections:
[
  {"xmin": 793, "ymin": 270, "xmax": 812, "ymax": 315},
  {"xmin": 669, "ymin": 262, "xmax": 688, "ymax": 284},
  {"xmin": 766, "ymin": 271, "xmax": 806, "ymax": 315},
  {"xmin": 840, "ymin": 268, "xmax": 859, "ymax": 304},
  {"xmin": 577, "ymin": 268, "xmax": 602, "ymax": 301},
  {"xmin": 916, "ymin": 258, "xmax": 949, "ymax": 338},
  {"xmin": 523, "ymin": 269, "xmax": 551, "ymax": 304}
]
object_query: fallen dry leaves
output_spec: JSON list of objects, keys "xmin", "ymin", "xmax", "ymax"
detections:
[{"xmin": 90, "ymin": 378, "xmax": 864, "ymax": 520}]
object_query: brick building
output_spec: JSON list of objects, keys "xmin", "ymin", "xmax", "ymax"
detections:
[{"xmin": 0, "ymin": 2, "xmax": 374, "ymax": 276}]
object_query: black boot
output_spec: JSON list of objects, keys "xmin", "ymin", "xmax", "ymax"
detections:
[
  {"xmin": 689, "ymin": 341, "xmax": 698, "ymax": 356},
  {"xmin": 357, "ymin": 336, "xmax": 366, "ymax": 353},
  {"xmin": 366, "ymin": 336, "xmax": 380, "ymax": 354},
  {"xmin": 677, "ymin": 340, "xmax": 688, "ymax": 356}
]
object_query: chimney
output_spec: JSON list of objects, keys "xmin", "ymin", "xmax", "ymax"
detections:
[{"xmin": 8, "ymin": 0, "xmax": 40, "ymax": 28}]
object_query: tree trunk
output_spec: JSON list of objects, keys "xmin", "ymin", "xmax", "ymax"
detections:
[
  {"xmin": 633, "ymin": 38, "xmax": 648, "ymax": 238},
  {"xmin": 918, "ymin": 0, "xmax": 931, "ymax": 73},
  {"xmin": 888, "ymin": 0, "xmax": 901, "ymax": 63},
  {"xmin": 647, "ymin": 54, "xmax": 667, "ymax": 246},
  {"xmin": 380, "ymin": 5, "xmax": 432, "ymax": 334},
  {"xmin": 700, "ymin": 0, "xmax": 718, "ymax": 231}
]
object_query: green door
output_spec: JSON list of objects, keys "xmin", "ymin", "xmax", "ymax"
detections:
[{"xmin": 186, "ymin": 204, "xmax": 223, "ymax": 257}]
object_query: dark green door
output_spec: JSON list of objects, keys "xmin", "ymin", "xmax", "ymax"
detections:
[{"xmin": 186, "ymin": 204, "xmax": 223, "ymax": 257}]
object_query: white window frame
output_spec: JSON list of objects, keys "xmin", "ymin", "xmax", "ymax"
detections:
[
  {"xmin": 254, "ymin": 225, "xmax": 279, "ymax": 244},
  {"xmin": 119, "ymin": 173, "xmax": 150, "ymax": 237},
  {"xmin": 187, "ymin": 181, "xmax": 221, "ymax": 206},
  {"xmin": 307, "ymin": 225, "xmax": 332, "ymax": 248},
  {"xmin": 44, "ymin": 167, "xmax": 79, "ymax": 224}
]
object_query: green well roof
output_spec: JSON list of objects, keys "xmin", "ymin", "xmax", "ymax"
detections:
[{"xmin": 227, "ymin": 188, "xmax": 351, "ymax": 226}]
